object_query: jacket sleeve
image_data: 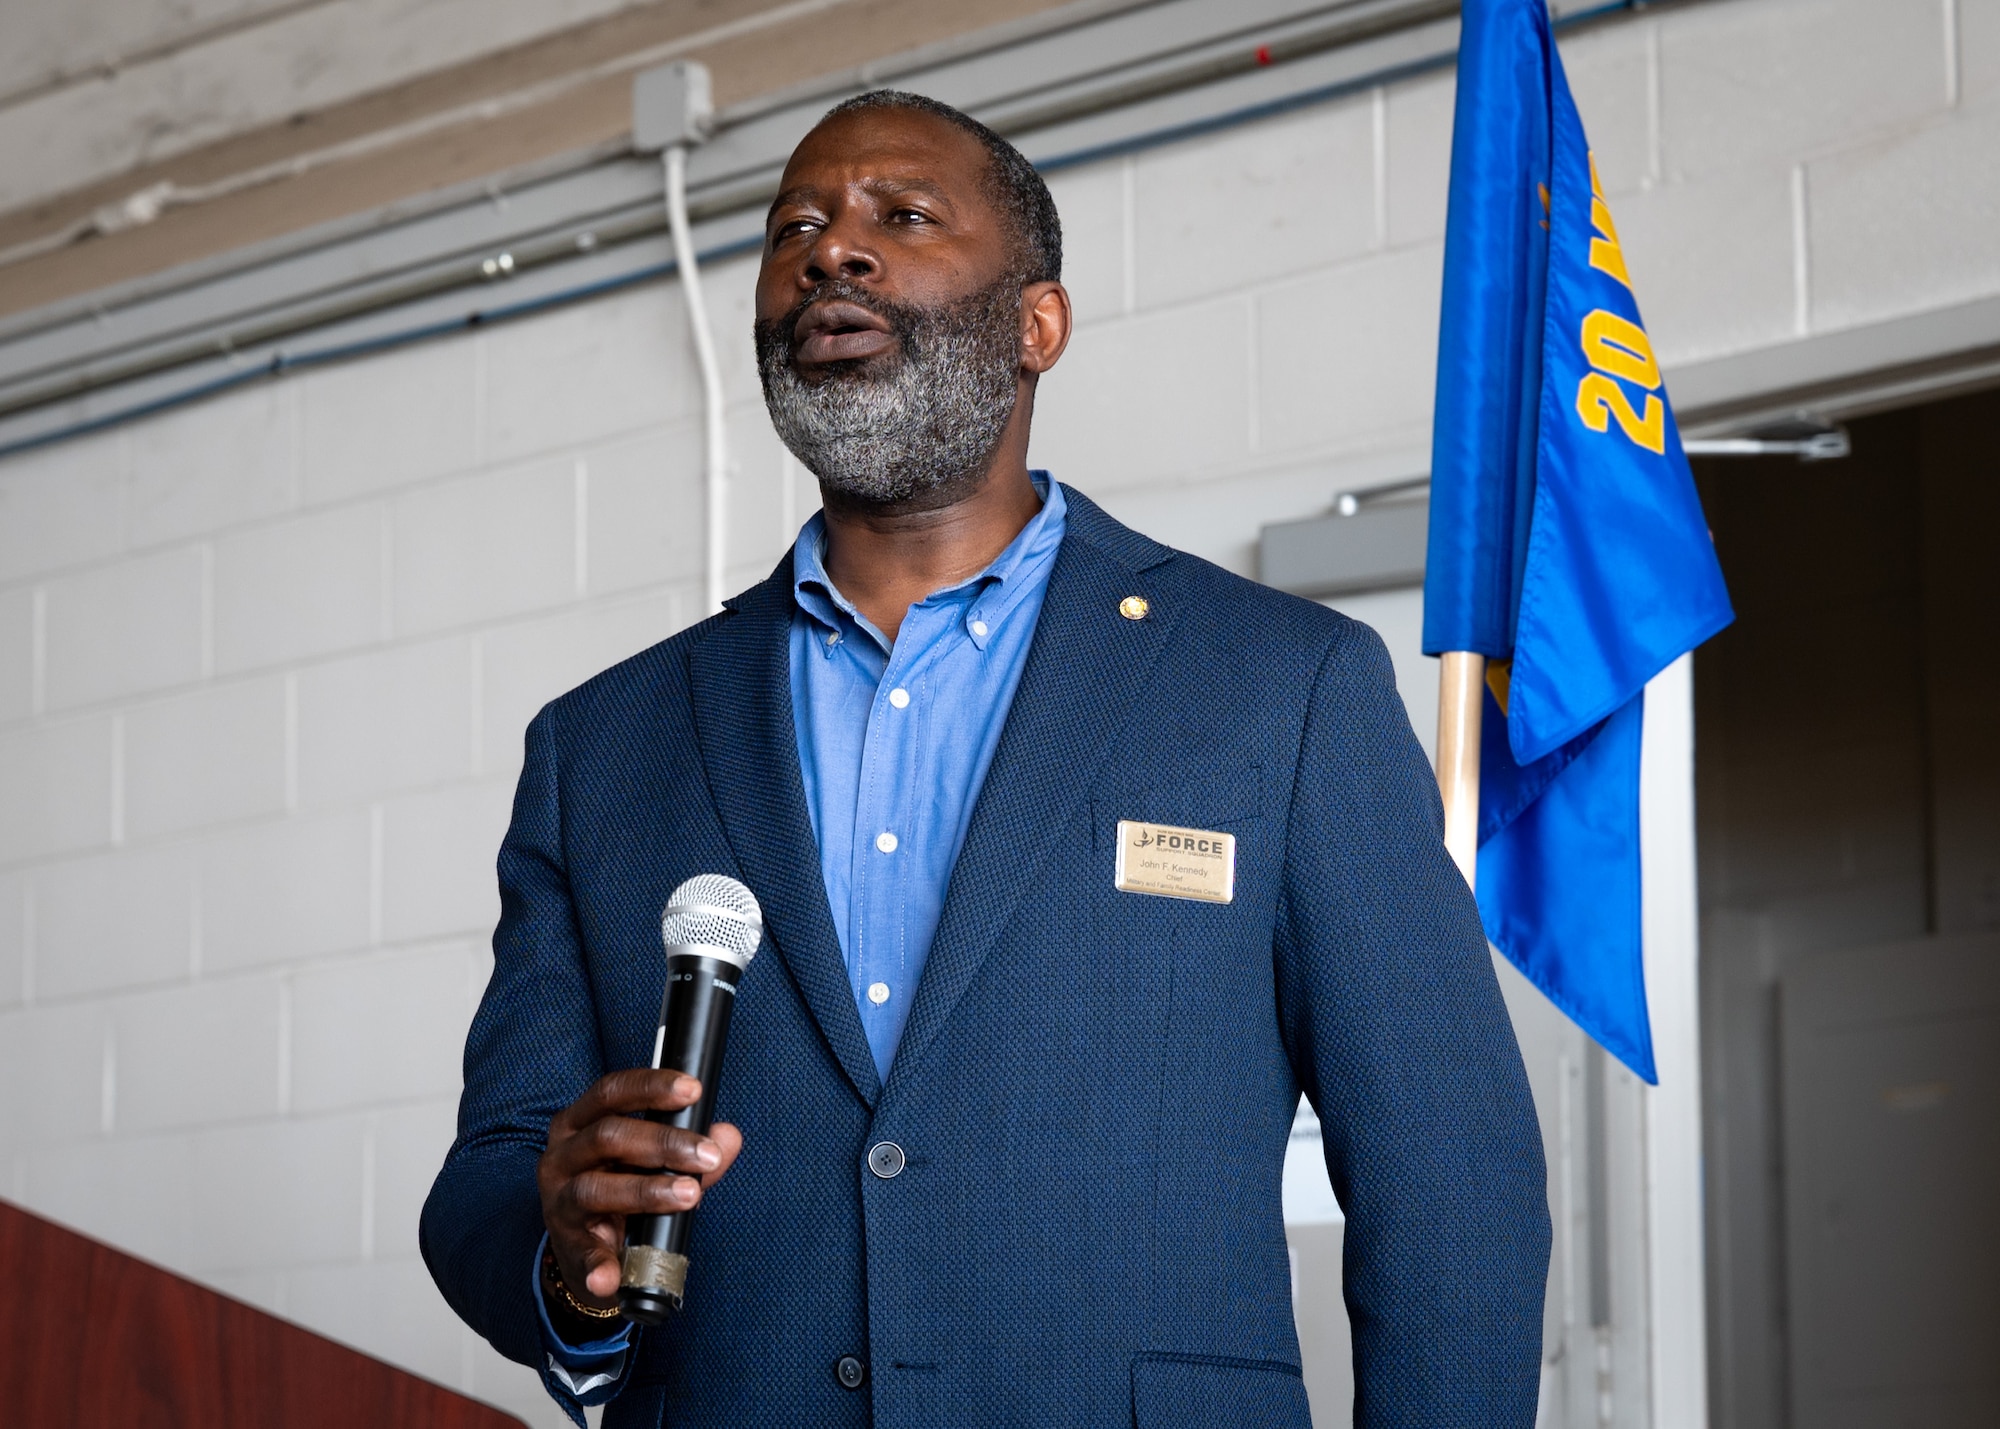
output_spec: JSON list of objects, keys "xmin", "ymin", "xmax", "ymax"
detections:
[
  {"xmin": 420, "ymin": 706, "xmax": 622, "ymax": 1406},
  {"xmin": 1273, "ymin": 617, "xmax": 1550, "ymax": 1428}
]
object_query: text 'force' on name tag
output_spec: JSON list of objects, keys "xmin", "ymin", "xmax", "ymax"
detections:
[{"xmin": 1113, "ymin": 820, "xmax": 1235, "ymax": 904}]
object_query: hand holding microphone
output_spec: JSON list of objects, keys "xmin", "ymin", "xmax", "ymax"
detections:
[{"xmin": 535, "ymin": 874, "xmax": 761, "ymax": 1329}]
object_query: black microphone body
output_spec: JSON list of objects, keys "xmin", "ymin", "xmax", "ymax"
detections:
[
  {"xmin": 619, "ymin": 950, "xmax": 742, "ymax": 1322},
  {"xmin": 619, "ymin": 874, "xmax": 763, "ymax": 1324}
]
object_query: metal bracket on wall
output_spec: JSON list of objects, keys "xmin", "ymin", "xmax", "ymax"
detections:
[{"xmin": 1682, "ymin": 416, "xmax": 1851, "ymax": 462}]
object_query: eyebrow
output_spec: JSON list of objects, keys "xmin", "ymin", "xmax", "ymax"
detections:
[{"xmin": 766, "ymin": 173, "xmax": 962, "ymax": 227}]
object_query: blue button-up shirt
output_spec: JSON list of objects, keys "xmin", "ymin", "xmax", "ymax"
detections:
[
  {"xmin": 537, "ymin": 476, "xmax": 1067, "ymax": 1412},
  {"xmin": 790, "ymin": 474, "xmax": 1067, "ymax": 1079}
]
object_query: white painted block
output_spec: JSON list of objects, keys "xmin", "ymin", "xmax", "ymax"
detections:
[
  {"xmin": 1610, "ymin": 163, "xmax": 1797, "ymax": 368},
  {"xmin": 112, "ymin": 975, "xmax": 284, "ymax": 1133},
  {"xmin": 1028, "ymin": 297, "xmax": 1251, "ymax": 490},
  {"xmin": 31, "ymin": 843, "xmax": 196, "ymax": 1000},
  {"xmin": 21, "ymin": 1132, "xmax": 196, "ymax": 1273},
  {"xmin": 1808, "ymin": 104, "xmax": 2000, "ymax": 332},
  {"xmin": 1385, "ymin": 70, "xmax": 1454, "ymax": 248},
  {"xmin": 199, "ymin": 808, "xmax": 375, "ymax": 973},
  {"xmin": 187, "ymin": 1113, "xmax": 367, "ymax": 1272},
  {"xmin": 123, "ymin": 677, "xmax": 289, "ymax": 841},
  {"xmin": 0, "ymin": 715, "xmax": 113, "ymax": 865},
  {"xmin": 1968, "ymin": 0, "xmax": 2000, "ymax": 109},
  {"xmin": 1254, "ymin": 244, "xmax": 1442, "ymax": 458},
  {"xmin": 0, "ymin": 1009, "xmax": 23, "ymax": 1154},
  {"xmin": 0, "ymin": 871, "xmax": 22, "ymax": 1009},
  {"xmin": 41, "ymin": 545, "xmax": 205, "ymax": 711},
  {"xmin": 127, "ymin": 381, "xmax": 298, "ymax": 547},
  {"xmin": 1094, "ymin": 450, "xmax": 1426, "ymax": 581},
  {"xmin": 482, "ymin": 288, "xmax": 695, "ymax": 465},
  {"xmin": 1558, "ymin": 15, "xmax": 1655, "ymax": 196},
  {"xmin": 724, "ymin": 402, "xmax": 797, "ymax": 579},
  {"xmin": 0, "ymin": 585, "xmax": 31, "ymax": 723},
  {"xmin": 393, "ymin": 458, "xmax": 576, "ymax": 637},
  {"xmin": 370, "ymin": 1097, "xmax": 459, "ymax": 1262},
  {"xmin": 701, "ymin": 253, "xmax": 768, "ymax": 406},
  {"xmin": 0, "ymin": 428, "xmax": 127, "ymax": 583},
  {"xmin": 1045, "ymin": 161, "xmax": 1130, "ymax": 324},
  {"xmin": 582, "ymin": 423, "xmax": 704, "ymax": 597},
  {"xmin": 201, "ymin": 1269, "xmax": 286, "ymax": 1317},
  {"xmin": 1133, "ymin": 94, "xmax": 1376, "ymax": 309},
  {"xmin": 1659, "ymin": 0, "xmax": 1947, "ymax": 182},
  {"xmin": 480, "ymin": 595, "xmax": 677, "ymax": 779},
  {"xmin": 291, "ymin": 944, "xmax": 473, "ymax": 1113},
  {"xmin": 4, "ymin": 999, "xmax": 109, "ymax": 1147},
  {"xmin": 294, "ymin": 637, "xmax": 474, "ymax": 808},
  {"xmin": 213, "ymin": 502, "xmax": 387, "ymax": 674},
  {"xmin": 301, "ymin": 335, "xmax": 479, "ymax": 504},
  {"xmin": 286, "ymin": 1257, "xmax": 467, "ymax": 1383},
  {"xmin": 378, "ymin": 780, "xmax": 514, "ymax": 945}
]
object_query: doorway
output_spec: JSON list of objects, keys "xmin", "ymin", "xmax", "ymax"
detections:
[{"xmin": 1693, "ymin": 387, "xmax": 2000, "ymax": 1428}]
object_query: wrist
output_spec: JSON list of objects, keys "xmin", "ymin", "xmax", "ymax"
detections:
[{"xmin": 540, "ymin": 1241, "xmax": 625, "ymax": 1341}]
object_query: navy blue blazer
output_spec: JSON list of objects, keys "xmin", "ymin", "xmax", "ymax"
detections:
[{"xmin": 422, "ymin": 487, "xmax": 1549, "ymax": 1428}]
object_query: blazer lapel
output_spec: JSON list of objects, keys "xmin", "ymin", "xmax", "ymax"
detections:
[
  {"xmin": 883, "ymin": 489, "xmax": 1180, "ymax": 1100},
  {"xmin": 689, "ymin": 569, "xmax": 881, "ymax": 1107}
]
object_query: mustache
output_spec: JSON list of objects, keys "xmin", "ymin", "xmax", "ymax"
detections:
[{"xmin": 760, "ymin": 280, "xmax": 912, "ymax": 365}]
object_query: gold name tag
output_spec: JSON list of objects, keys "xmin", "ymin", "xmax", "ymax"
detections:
[{"xmin": 1114, "ymin": 820, "xmax": 1235, "ymax": 904}]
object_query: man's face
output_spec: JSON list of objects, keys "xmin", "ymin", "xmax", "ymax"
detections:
[{"xmin": 755, "ymin": 107, "xmax": 1028, "ymax": 504}]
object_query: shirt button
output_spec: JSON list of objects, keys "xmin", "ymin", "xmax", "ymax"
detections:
[
  {"xmin": 867, "ymin": 1142, "xmax": 906, "ymax": 1179},
  {"xmin": 888, "ymin": 687, "xmax": 910, "ymax": 708},
  {"xmin": 867, "ymin": 981, "xmax": 891, "ymax": 1005},
  {"xmin": 835, "ymin": 1355, "xmax": 867, "ymax": 1390},
  {"xmin": 970, "ymin": 619, "xmax": 989, "ymax": 638},
  {"xmin": 875, "ymin": 831, "xmax": 898, "ymax": 853}
]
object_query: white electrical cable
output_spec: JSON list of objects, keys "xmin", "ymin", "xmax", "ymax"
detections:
[{"xmin": 664, "ymin": 143, "xmax": 728, "ymax": 614}]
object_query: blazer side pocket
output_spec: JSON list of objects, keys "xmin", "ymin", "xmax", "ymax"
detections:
[{"xmin": 1131, "ymin": 1353, "xmax": 1310, "ymax": 1428}]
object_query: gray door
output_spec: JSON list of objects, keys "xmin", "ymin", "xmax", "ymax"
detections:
[{"xmin": 1781, "ymin": 931, "xmax": 2000, "ymax": 1428}]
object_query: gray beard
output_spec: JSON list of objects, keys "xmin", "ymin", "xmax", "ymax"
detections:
[{"xmin": 756, "ymin": 278, "xmax": 1022, "ymax": 504}]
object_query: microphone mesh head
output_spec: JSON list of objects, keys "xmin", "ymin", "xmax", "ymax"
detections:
[{"xmin": 660, "ymin": 874, "xmax": 763, "ymax": 965}]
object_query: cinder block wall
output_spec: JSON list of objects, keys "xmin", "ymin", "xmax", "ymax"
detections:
[{"xmin": 2, "ymin": 1, "xmax": 1996, "ymax": 1424}]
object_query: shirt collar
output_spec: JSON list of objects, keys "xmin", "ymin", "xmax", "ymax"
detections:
[{"xmin": 791, "ymin": 472, "xmax": 1067, "ymax": 654}]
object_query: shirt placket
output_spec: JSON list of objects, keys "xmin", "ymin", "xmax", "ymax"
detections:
[{"xmin": 849, "ymin": 599, "xmax": 953, "ymax": 1034}]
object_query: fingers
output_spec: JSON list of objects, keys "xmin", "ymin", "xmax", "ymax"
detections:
[
  {"xmin": 563, "ymin": 1167, "xmax": 706, "ymax": 1218},
  {"xmin": 547, "ymin": 1111, "xmax": 721, "ymax": 1181},
  {"xmin": 555, "ymin": 1069, "xmax": 705, "ymax": 1133},
  {"xmin": 701, "ymin": 1121, "xmax": 744, "ymax": 1189},
  {"xmin": 582, "ymin": 1246, "xmax": 622, "ymax": 1301}
]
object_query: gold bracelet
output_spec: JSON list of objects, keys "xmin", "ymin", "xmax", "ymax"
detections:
[{"xmin": 542, "ymin": 1243, "xmax": 623, "ymax": 1321}]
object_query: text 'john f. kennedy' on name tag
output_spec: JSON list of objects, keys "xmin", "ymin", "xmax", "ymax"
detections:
[{"xmin": 1113, "ymin": 820, "xmax": 1235, "ymax": 904}]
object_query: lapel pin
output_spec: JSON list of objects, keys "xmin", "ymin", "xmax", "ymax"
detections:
[{"xmin": 1118, "ymin": 596, "xmax": 1150, "ymax": 621}]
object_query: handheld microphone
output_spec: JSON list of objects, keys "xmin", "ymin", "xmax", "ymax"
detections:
[{"xmin": 619, "ymin": 873, "xmax": 763, "ymax": 1323}]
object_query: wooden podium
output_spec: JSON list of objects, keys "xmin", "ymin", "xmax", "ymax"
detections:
[{"xmin": 0, "ymin": 1200, "xmax": 527, "ymax": 1427}]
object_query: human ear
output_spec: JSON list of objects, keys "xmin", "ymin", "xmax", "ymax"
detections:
[{"xmin": 1019, "ymin": 281, "xmax": 1073, "ymax": 374}]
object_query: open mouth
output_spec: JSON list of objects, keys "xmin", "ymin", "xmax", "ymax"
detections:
[{"xmin": 794, "ymin": 299, "xmax": 898, "ymax": 366}]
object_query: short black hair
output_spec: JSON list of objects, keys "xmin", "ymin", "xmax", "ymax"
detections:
[{"xmin": 816, "ymin": 89, "xmax": 1062, "ymax": 285}]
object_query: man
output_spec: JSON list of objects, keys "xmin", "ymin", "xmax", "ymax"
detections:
[{"xmin": 423, "ymin": 91, "xmax": 1549, "ymax": 1428}]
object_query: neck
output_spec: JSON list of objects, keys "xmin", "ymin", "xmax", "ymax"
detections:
[{"xmin": 818, "ymin": 388, "xmax": 1041, "ymax": 643}]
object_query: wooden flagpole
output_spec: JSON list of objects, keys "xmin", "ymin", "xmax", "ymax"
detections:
[{"xmin": 1436, "ymin": 651, "xmax": 1486, "ymax": 887}]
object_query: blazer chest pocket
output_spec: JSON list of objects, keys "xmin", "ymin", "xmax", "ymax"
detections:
[
  {"xmin": 1091, "ymin": 764, "xmax": 1262, "ymax": 912},
  {"xmin": 1091, "ymin": 764, "xmax": 1263, "ymax": 848}
]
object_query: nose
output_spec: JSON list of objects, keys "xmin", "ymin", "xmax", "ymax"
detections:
[{"xmin": 802, "ymin": 217, "xmax": 881, "ymax": 286}]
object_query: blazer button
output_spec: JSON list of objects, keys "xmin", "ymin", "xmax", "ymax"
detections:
[
  {"xmin": 835, "ymin": 1355, "xmax": 867, "ymax": 1389},
  {"xmin": 866, "ymin": 1141, "xmax": 906, "ymax": 1179}
]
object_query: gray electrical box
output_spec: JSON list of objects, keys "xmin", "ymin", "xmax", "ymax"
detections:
[{"xmin": 633, "ymin": 61, "xmax": 714, "ymax": 152}]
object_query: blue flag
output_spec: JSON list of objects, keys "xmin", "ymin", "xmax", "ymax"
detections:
[{"xmin": 1421, "ymin": 0, "xmax": 1732, "ymax": 1083}]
